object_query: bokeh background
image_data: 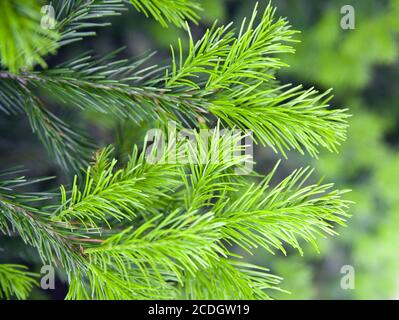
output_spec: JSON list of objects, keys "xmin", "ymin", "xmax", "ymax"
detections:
[{"xmin": 1, "ymin": 0, "xmax": 398, "ymax": 299}]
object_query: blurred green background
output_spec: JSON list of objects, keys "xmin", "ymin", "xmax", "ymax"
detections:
[{"xmin": 1, "ymin": 0, "xmax": 398, "ymax": 299}]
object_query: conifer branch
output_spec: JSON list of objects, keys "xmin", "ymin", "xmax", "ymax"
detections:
[
  {"xmin": 0, "ymin": 264, "xmax": 38, "ymax": 300},
  {"xmin": 0, "ymin": 1, "xmax": 352, "ymax": 300},
  {"xmin": 182, "ymin": 259, "xmax": 283, "ymax": 300},
  {"xmin": 0, "ymin": 0, "xmax": 59, "ymax": 73},
  {"xmin": 54, "ymin": 0, "xmax": 127, "ymax": 47},
  {"xmin": 129, "ymin": 0, "xmax": 202, "ymax": 28},
  {"xmin": 0, "ymin": 170, "xmax": 86, "ymax": 272}
]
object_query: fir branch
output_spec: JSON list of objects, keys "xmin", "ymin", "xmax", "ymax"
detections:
[
  {"xmin": 0, "ymin": 170, "xmax": 86, "ymax": 272},
  {"xmin": 24, "ymin": 93, "xmax": 94, "ymax": 171},
  {"xmin": 182, "ymin": 259, "xmax": 282, "ymax": 300},
  {"xmin": 84, "ymin": 211, "xmax": 225, "ymax": 283},
  {"xmin": 217, "ymin": 164, "xmax": 351, "ymax": 255},
  {"xmin": 0, "ymin": 264, "xmax": 38, "ymax": 300},
  {"xmin": 179, "ymin": 125, "xmax": 252, "ymax": 213},
  {"xmin": 52, "ymin": 145, "xmax": 180, "ymax": 226},
  {"xmin": 0, "ymin": 1, "xmax": 353, "ymax": 300},
  {"xmin": 14, "ymin": 52, "xmax": 205, "ymax": 125},
  {"xmin": 205, "ymin": 3, "xmax": 296, "ymax": 91},
  {"xmin": 54, "ymin": 0, "xmax": 127, "ymax": 47},
  {"xmin": 210, "ymin": 85, "xmax": 350, "ymax": 158},
  {"xmin": 165, "ymin": 22, "xmax": 235, "ymax": 89},
  {"xmin": 1, "ymin": 3, "xmax": 350, "ymax": 161},
  {"xmin": 66, "ymin": 264, "xmax": 178, "ymax": 299},
  {"xmin": 0, "ymin": 77, "xmax": 26, "ymax": 115},
  {"xmin": 129, "ymin": 0, "xmax": 202, "ymax": 28},
  {"xmin": 164, "ymin": 3, "xmax": 348, "ymax": 157},
  {"xmin": 0, "ymin": 0, "xmax": 59, "ymax": 73},
  {"xmin": 0, "ymin": 77, "xmax": 94, "ymax": 170}
]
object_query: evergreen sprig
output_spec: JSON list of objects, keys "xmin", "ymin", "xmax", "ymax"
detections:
[
  {"xmin": 0, "ymin": 169, "xmax": 87, "ymax": 272},
  {"xmin": 54, "ymin": 0, "xmax": 127, "ymax": 47},
  {"xmin": 0, "ymin": 264, "xmax": 38, "ymax": 299},
  {"xmin": 0, "ymin": 0, "xmax": 59, "ymax": 73},
  {"xmin": 0, "ymin": 3, "xmax": 349, "ymax": 167},
  {"xmin": 0, "ymin": 1, "xmax": 352, "ymax": 300},
  {"xmin": 129, "ymin": 0, "xmax": 202, "ymax": 28}
]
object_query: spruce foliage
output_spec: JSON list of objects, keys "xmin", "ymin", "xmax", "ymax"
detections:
[{"xmin": 0, "ymin": 0, "xmax": 351, "ymax": 299}]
